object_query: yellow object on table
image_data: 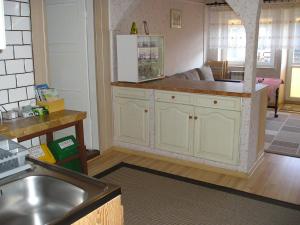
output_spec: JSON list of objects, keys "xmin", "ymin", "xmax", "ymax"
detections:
[
  {"xmin": 28, "ymin": 144, "xmax": 56, "ymax": 164},
  {"xmin": 37, "ymin": 99, "xmax": 65, "ymax": 113}
]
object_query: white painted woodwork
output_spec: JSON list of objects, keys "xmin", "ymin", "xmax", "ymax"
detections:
[
  {"xmin": 0, "ymin": 0, "xmax": 6, "ymax": 49},
  {"xmin": 155, "ymin": 102, "xmax": 194, "ymax": 155},
  {"xmin": 116, "ymin": 35, "xmax": 164, "ymax": 83},
  {"xmin": 155, "ymin": 91, "xmax": 193, "ymax": 105},
  {"xmin": 114, "ymin": 98, "xmax": 150, "ymax": 146},
  {"xmin": 113, "ymin": 87, "xmax": 242, "ymax": 166},
  {"xmin": 194, "ymin": 107, "xmax": 240, "ymax": 164},
  {"xmin": 45, "ymin": 0, "xmax": 99, "ymax": 149},
  {"xmin": 193, "ymin": 94, "xmax": 241, "ymax": 111},
  {"xmin": 155, "ymin": 90, "xmax": 241, "ymax": 111},
  {"xmin": 117, "ymin": 35, "xmax": 139, "ymax": 82},
  {"xmin": 113, "ymin": 87, "xmax": 151, "ymax": 100}
]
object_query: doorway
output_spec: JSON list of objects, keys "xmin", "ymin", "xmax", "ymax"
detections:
[{"xmin": 43, "ymin": 0, "xmax": 99, "ymax": 150}]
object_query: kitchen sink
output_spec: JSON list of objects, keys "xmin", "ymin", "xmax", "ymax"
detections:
[{"xmin": 0, "ymin": 175, "xmax": 88, "ymax": 225}]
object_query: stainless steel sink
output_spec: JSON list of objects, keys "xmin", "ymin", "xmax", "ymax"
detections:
[{"xmin": 0, "ymin": 175, "xmax": 88, "ymax": 225}]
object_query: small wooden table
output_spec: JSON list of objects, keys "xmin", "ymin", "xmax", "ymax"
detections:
[{"xmin": 0, "ymin": 110, "xmax": 88, "ymax": 174}]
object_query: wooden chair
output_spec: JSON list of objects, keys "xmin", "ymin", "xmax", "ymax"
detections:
[{"xmin": 206, "ymin": 60, "xmax": 229, "ymax": 80}]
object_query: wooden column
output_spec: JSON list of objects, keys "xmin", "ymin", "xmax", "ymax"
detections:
[{"xmin": 94, "ymin": 0, "xmax": 113, "ymax": 152}]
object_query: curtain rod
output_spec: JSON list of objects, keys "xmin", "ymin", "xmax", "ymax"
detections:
[{"xmin": 206, "ymin": 0, "xmax": 295, "ymax": 7}]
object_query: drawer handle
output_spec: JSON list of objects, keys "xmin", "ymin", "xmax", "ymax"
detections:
[
  {"xmin": 194, "ymin": 116, "xmax": 198, "ymax": 120},
  {"xmin": 144, "ymin": 109, "xmax": 148, "ymax": 113},
  {"xmin": 189, "ymin": 115, "xmax": 193, "ymax": 119},
  {"xmin": 213, "ymin": 100, "xmax": 218, "ymax": 104},
  {"xmin": 171, "ymin": 96, "xmax": 176, "ymax": 99}
]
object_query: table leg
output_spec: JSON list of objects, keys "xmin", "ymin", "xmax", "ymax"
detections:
[
  {"xmin": 46, "ymin": 133, "xmax": 54, "ymax": 144},
  {"xmin": 75, "ymin": 120, "xmax": 87, "ymax": 174}
]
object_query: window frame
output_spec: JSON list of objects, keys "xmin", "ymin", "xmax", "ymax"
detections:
[{"xmin": 218, "ymin": 18, "xmax": 276, "ymax": 68}]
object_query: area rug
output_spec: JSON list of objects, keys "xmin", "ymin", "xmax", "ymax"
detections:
[
  {"xmin": 95, "ymin": 163, "xmax": 300, "ymax": 225},
  {"xmin": 265, "ymin": 110, "xmax": 300, "ymax": 157}
]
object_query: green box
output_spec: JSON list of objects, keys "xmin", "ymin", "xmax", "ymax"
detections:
[
  {"xmin": 63, "ymin": 159, "xmax": 82, "ymax": 173},
  {"xmin": 48, "ymin": 135, "xmax": 82, "ymax": 173}
]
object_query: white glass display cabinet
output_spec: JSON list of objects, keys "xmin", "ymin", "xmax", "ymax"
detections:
[{"xmin": 117, "ymin": 35, "xmax": 164, "ymax": 83}]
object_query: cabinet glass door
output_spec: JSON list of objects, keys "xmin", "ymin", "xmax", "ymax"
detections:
[{"xmin": 137, "ymin": 36, "xmax": 164, "ymax": 81}]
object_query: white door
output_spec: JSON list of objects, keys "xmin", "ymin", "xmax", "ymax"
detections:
[
  {"xmin": 286, "ymin": 63, "xmax": 300, "ymax": 102},
  {"xmin": 45, "ymin": 0, "xmax": 98, "ymax": 149},
  {"xmin": 155, "ymin": 102, "xmax": 194, "ymax": 155},
  {"xmin": 114, "ymin": 98, "xmax": 150, "ymax": 146},
  {"xmin": 193, "ymin": 107, "xmax": 240, "ymax": 165}
]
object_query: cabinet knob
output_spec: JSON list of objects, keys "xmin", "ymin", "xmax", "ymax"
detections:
[
  {"xmin": 189, "ymin": 115, "xmax": 193, "ymax": 119},
  {"xmin": 144, "ymin": 109, "xmax": 148, "ymax": 113},
  {"xmin": 171, "ymin": 96, "xmax": 175, "ymax": 99},
  {"xmin": 194, "ymin": 116, "xmax": 198, "ymax": 120},
  {"xmin": 213, "ymin": 100, "xmax": 218, "ymax": 104}
]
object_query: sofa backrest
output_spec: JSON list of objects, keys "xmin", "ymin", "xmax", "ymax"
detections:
[{"xmin": 170, "ymin": 67, "xmax": 215, "ymax": 82}]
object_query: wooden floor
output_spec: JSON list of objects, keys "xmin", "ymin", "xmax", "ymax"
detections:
[
  {"xmin": 282, "ymin": 104, "xmax": 300, "ymax": 113},
  {"xmin": 88, "ymin": 148, "xmax": 300, "ymax": 205}
]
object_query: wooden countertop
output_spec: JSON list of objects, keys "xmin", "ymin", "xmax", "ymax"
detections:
[
  {"xmin": 111, "ymin": 78, "xmax": 267, "ymax": 98},
  {"xmin": 0, "ymin": 110, "xmax": 87, "ymax": 139}
]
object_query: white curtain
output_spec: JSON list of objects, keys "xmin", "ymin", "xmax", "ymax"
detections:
[
  {"xmin": 208, "ymin": 8, "xmax": 246, "ymax": 49},
  {"xmin": 207, "ymin": 5, "xmax": 300, "ymax": 63},
  {"xmin": 259, "ymin": 6, "xmax": 300, "ymax": 49}
]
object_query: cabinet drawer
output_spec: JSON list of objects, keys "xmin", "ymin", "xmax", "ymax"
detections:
[
  {"xmin": 155, "ymin": 91, "xmax": 193, "ymax": 105},
  {"xmin": 113, "ymin": 87, "xmax": 151, "ymax": 100},
  {"xmin": 193, "ymin": 95, "xmax": 241, "ymax": 111}
]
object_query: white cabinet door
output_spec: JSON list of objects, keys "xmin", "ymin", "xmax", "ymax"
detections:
[
  {"xmin": 155, "ymin": 102, "xmax": 194, "ymax": 155},
  {"xmin": 114, "ymin": 98, "xmax": 150, "ymax": 146},
  {"xmin": 194, "ymin": 107, "xmax": 240, "ymax": 164}
]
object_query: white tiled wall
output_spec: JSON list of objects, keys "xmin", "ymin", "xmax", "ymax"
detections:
[{"xmin": 1, "ymin": 0, "xmax": 37, "ymax": 146}]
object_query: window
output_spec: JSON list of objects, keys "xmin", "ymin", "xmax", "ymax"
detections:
[
  {"xmin": 227, "ymin": 19, "xmax": 246, "ymax": 64},
  {"xmin": 293, "ymin": 49, "xmax": 300, "ymax": 64},
  {"xmin": 257, "ymin": 18, "xmax": 274, "ymax": 67},
  {"xmin": 210, "ymin": 17, "xmax": 276, "ymax": 67},
  {"xmin": 292, "ymin": 18, "xmax": 300, "ymax": 65}
]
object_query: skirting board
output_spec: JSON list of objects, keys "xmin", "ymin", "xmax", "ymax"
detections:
[{"xmin": 112, "ymin": 146, "xmax": 250, "ymax": 178}]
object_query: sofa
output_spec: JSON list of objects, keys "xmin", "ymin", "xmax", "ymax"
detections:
[{"xmin": 168, "ymin": 66, "xmax": 240, "ymax": 83}]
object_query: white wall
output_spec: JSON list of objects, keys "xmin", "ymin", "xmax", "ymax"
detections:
[
  {"xmin": 0, "ymin": 0, "xmax": 35, "ymax": 110},
  {"xmin": 0, "ymin": 0, "xmax": 40, "ymax": 148},
  {"xmin": 109, "ymin": 0, "xmax": 205, "ymax": 80}
]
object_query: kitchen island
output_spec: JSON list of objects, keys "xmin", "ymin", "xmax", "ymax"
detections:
[
  {"xmin": 111, "ymin": 78, "xmax": 268, "ymax": 174},
  {"xmin": 111, "ymin": 77, "xmax": 267, "ymax": 97}
]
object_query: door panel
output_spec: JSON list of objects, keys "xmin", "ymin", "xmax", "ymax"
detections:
[
  {"xmin": 45, "ymin": 0, "xmax": 98, "ymax": 149},
  {"xmin": 155, "ymin": 102, "xmax": 194, "ymax": 155},
  {"xmin": 114, "ymin": 98, "xmax": 150, "ymax": 146},
  {"xmin": 194, "ymin": 107, "xmax": 240, "ymax": 164}
]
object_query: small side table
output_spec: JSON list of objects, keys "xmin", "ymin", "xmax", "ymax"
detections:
[{"xmin": 0, "ymin": 110, "xmax": 88, "ymax": 174}]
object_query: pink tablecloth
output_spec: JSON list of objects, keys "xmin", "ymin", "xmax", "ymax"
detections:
[{"xmin": 256, "ymin": 77, "xmax": 284, "ymax": 104}]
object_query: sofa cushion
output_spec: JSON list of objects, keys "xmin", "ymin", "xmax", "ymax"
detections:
[
  {"xmin": 170, "ymin": 73, "xmax": 188, "ymax": 80},
  {"xmin": 183, "ymin": 69, "xmax": 201, "ymax": 81},
  {"xmin": 199, "ymin": 65, "xmax": 215, "ymax": 81}
]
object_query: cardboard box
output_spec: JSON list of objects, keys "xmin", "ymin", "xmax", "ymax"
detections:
[{"xmin": 37, "ymin": 99, "xmax": 65, "ymax": 113}]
